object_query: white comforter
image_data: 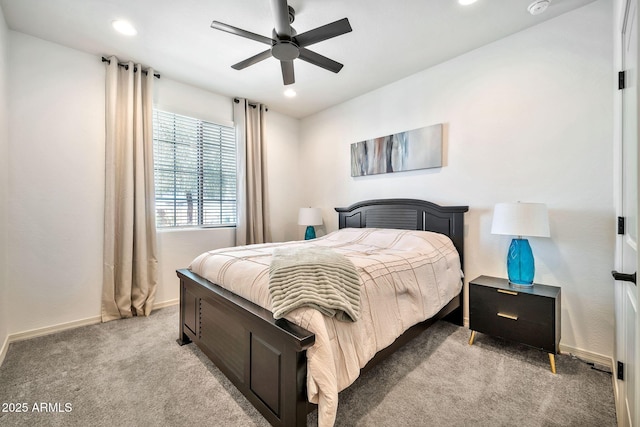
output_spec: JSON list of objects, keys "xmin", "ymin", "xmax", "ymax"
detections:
[{"xmin": 189, "ymin": 228, "xmax": 463, "ymax": 427}]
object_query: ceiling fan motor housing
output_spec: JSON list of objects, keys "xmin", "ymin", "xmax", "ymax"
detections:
[{"xmin": 272, "ymin": 40, "xmax": 300, "ymax": 60}]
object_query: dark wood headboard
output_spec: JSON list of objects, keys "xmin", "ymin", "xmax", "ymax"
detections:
[{"xmin": 335, "ymin": 198, "xmax": 469, "ymax": 267}]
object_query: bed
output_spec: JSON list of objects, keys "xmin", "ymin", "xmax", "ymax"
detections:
[{"xmin": 176, "ymin": 198, "xmax": 468, "ymax": 427}]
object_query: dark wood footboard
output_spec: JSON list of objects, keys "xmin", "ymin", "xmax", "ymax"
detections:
[
  {"xmin": 178, "ymin": 268, "xmax": 462, "ymax": 427},
  {"xmin": 177, "ymin": 268, "xmax": 315, "ymax": 427}
]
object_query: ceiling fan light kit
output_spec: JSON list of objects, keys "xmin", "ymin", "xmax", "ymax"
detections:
[{"xmin": 211, "ymin": 0, "xmax": 352, "ymax": 85}]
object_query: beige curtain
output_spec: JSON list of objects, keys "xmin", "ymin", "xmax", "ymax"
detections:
[
  {"xmin": 102, "ymin": 56, "xmax": 158, "ymax": 322},
  {"xmin": 234, "ymin": 98, "xmax": 271, "ymax": 245}
]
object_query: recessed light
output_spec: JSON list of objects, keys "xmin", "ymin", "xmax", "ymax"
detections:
[
  {"xmin": 284, "ymin": 88, "xmax": 297, "ymax": 98},
  {"xmin": 112, "ymin": 20, "xmax": 137, "ymax": 36},
  {"xmin": 458, "ymin": 0, "xmax": 478, "ymax": 5}
]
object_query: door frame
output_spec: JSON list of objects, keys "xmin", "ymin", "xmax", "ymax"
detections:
[{"xmin": 614, "ymin": 1, "xmax": 640, "ymax": 426}]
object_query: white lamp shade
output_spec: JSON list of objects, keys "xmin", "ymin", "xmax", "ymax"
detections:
[
  {"xmin": 491, "ymin": 202, "xmax": 550, "ymax": 237},
  {"xmin": 298, "ymin": 208, "xmax": 323, "ymax": 226}
]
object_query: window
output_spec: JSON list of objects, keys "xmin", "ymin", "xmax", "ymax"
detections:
[{"xmin": 152, "ymin": 109, "xmax": 236, "ymax": 228}]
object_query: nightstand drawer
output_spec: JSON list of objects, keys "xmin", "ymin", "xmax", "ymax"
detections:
[
  {"xmin": 469, "ymin": 284, "xmax": 554, "ymax": 327},
  {"xmin": 470, "ymin": 309, "xmax": 556, "ymax": 352}
]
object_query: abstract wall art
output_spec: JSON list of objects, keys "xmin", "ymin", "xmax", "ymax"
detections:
[{"xmin": 350, "ymin": 123, "xmax": 443, "ymax": 177}]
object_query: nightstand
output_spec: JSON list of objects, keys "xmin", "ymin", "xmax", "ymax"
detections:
[{"xmin": 468, "ymin": 275, "xmax": 561, "ymax": 373}]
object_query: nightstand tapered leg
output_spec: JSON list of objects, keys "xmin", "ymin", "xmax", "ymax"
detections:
[
  {"xmin": 548, "ymin": 353, "xmax": 556, "ymax": 374},
  {"xmin": 468, "ymin": 330, "xmax": 476, "ymax": 346}
]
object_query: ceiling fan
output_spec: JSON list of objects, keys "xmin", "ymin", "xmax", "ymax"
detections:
[{"xmin": 211, "ymin": 0, "xmax": 352, "ymax": 85}]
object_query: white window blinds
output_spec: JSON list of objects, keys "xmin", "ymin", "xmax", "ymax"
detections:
[{"xmin": 152, "ymin": 109, "xmax": 236, "ymax": 228}]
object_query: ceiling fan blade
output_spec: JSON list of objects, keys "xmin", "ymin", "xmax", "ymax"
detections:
[
  {"xmin": 298, "ymin": 48, "xmax": 344, "ymax": 73},
  {"xmin": 295, "ymin": 18, "xmax": 352, "ymax": 47},
  {"xmin": 211, "ymin": 21, "xmax": 274, "ymax": 45},
  {"xmin": 281, "ymin": 61, "xmax": 295, "ymax": 85},
  {"xmin": 232, "ymin": 49, "xmax": 273, "ymax": 70},
  {"xmin": 270, "ymin": 0, "xmax": 292, "ymax": 38}
]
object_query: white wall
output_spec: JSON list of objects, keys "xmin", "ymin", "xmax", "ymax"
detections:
[
  {"xmin": 300, "ymin": 1, "xmax": 614, "ymax": 360},
  {"xmin": 0, "ymin": 3, "xmax": 10, "ymax": 359},
  {"xmin": 5, "ymin": 32, "xmax": 301, "ymax": 334},
  {"xmin": 7, "ymin": 32, "xmax": 105, "ymax": 333},
  {"xmin": 264, "ymin": 110, "xmax": 301, "ymax": 242}
]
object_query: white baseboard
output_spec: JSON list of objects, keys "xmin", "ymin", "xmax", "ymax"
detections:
[
  {"xmin": 0, "ymin": 298, "xmax": 180, "ymax": 367},
  {"xmin": 559, "ymin": 343, "xmax": 614, "ymax": 371},
  {"xmin": 0, "ymin": 333, "xmax": 9, "ymax": 369},
  {"xmin": 0, "ymin": 316, "xmax": 101, "ymax": 368},
  {"xmin": 9, "ymin": 315, "xmax": 102, "ymax": 343},
  {"xmin": 612, "ymin": 367, "xmax": 622, "ymax": 427},
  {"xmin": 154, "ymin": 298, "xmax": 179, "ymax": 309}
]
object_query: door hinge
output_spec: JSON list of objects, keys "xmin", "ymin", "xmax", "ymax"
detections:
[
  {"xmin": 618, "ymin": 216, "xmax": 625, "ymax": 235},
  {"xmin": 619, "ymin": 70, "xmax": 626, "ymax": 90},
  {"xmin": 617, "ymin": 361, "xmax": 625, "ymax": 380}
]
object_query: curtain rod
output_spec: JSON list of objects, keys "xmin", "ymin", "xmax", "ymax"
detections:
[
  {"xmin": 234, "ymin": 97, "xmax": 268, "ymax": 112},
  {"xmin": 101, "ymin": 57, "xmax": 160, "ymax": 79}
]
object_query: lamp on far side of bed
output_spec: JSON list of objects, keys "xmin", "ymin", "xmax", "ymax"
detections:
[
  {"xmin": 298, "ymin": 208, "xmax": 323, "ymax": 240},
  {"xmin": 491, "ymin": 202, "xmax": 550, "ymax": 287}
]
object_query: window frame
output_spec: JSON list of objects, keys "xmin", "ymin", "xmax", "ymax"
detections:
[{"xmin": 152, "ymin": 108, "xmax": 237, "ymax": 229}]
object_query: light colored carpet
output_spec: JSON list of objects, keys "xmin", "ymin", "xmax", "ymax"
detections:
[{"xmin": 0, "ymin": 305, "xmax": 616, "ymax": 426}]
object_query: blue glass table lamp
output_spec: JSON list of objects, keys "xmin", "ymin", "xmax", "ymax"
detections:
[
  {"xmin": 298, "ymin": 207, "xmax": 323, "ymax": 240},
  {"xmin": 491, "ymin": 202, "xmax": 550, "ymax": 286}
]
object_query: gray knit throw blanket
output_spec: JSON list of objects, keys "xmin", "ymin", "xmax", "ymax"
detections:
[{"xmin": 269, "ymin": 246, "xmax": 361, "ymax": 322}]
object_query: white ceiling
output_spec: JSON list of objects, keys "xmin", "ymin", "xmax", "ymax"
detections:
[{"xmin": 1, "ymin": 0, "xmax": 597, "ymax": 118}]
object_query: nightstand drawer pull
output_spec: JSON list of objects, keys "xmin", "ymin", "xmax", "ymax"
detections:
[
  {"xmin": 497, "ymin": 289, "xmax": 518, "ymax": 296},
  {"xmin": 497, "ymin": 312, "xmax": 518, "ymax": 321}
]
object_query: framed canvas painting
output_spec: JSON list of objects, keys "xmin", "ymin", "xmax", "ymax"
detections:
[{"xmin": 350, "ymin": 123, "xmax": 443, "ymax": 177}]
